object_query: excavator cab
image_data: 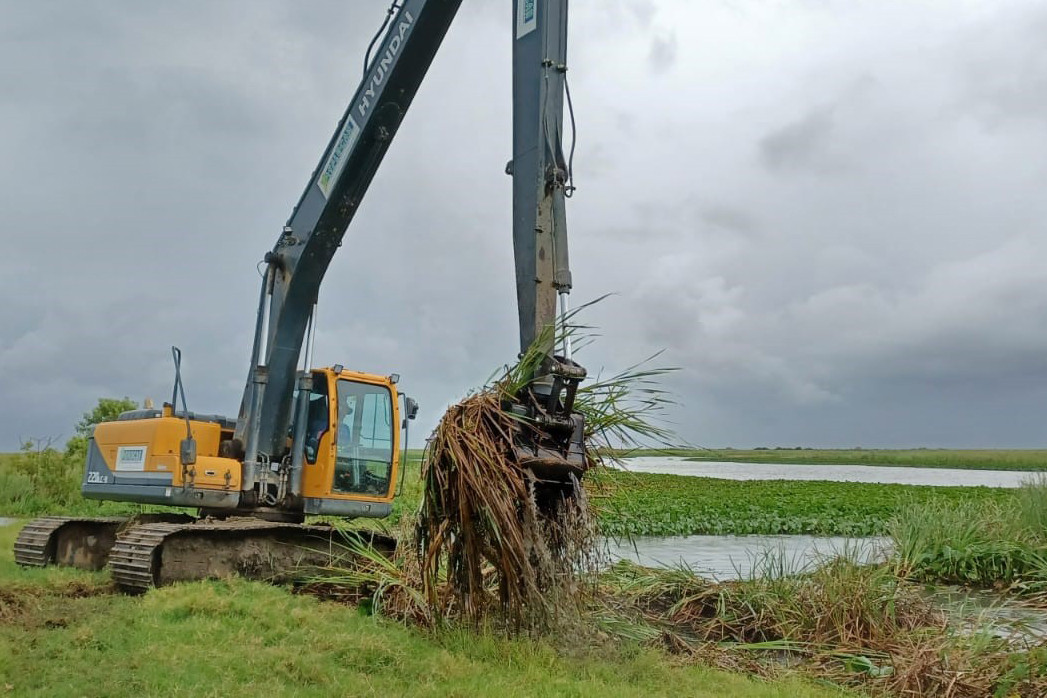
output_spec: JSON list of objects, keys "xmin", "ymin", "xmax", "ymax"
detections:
[{"xmin": 296, "ymin": 368, "xmax": 407, "ymax": 518}]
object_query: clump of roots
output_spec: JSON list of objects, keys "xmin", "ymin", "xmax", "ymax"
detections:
[
  {"xmin": 408, "ymin": 316, "xmax": 674, "ymax": 632},
  {"xmin": 416, "ymin": 386, "xmax": 600, "ymax": 632},
  {"xmin": 309, "ymin": 317, "xmax": 675, "ymax": 635}
]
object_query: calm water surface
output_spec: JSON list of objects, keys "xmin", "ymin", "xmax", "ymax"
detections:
[
  {"xmin": 620, "ymin": 457, "xmax": 1035, "ymax": 488},
  {"xmin": 930, "ymin": 588, "xmax": 1047, "ymax": 644},
  {"xmin": 606, "ymin": 534, "xmax": 890, "ymax": 580}
]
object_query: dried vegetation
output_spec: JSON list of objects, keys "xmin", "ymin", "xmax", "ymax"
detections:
[{"xmin": 602, "ymin": 557, "xmax": 1047, "ymax": 697}]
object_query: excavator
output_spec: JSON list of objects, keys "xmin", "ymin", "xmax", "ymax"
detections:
[{"xmin": 14, "ymin": 0, "xmax": 587, "ymax": 591}]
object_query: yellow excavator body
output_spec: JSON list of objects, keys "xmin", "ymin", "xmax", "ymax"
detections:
[
  {"xmin": 90, "ymin": 415, "xmax": 238, "ymax": 491},
  {"xmin": 81, "ymin": 367, "xmax": 402, "ymax": 514},
  {"xmin": 15, "ymin": 367, "xmax": 407, "ymax": 590}
]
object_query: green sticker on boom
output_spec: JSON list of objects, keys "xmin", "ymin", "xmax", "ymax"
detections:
[{"xmin": 318, "ymin": 115, "xmax": 361, "ymax": 199}]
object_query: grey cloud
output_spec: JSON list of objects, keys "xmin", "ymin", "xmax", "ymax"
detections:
[
  {"xmin": 5, "ymin": 0, "xmax": 1047, "ymax": 452},
  {"xmin": 758, "ymin": 107, "xmax": 838, "ymax": 173},
  {"xmin": 648, "ymin": 31, "xmax": 678, "ymax": 73},
  {"xmin": 700, "ymin": 204, "xmax": 759, "ymax": 235},
  {"xmin": 628, "ymin": 1, "xmax": 657, "ymax": 28},
  {"xmin": 955, "ymin": 7, "xmax": 1047, "ymax": 127}
]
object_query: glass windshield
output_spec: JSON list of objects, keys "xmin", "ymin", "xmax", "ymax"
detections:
[{"xmin": 333, "ymin": 379, "xmax": 394, "ymax": 496}]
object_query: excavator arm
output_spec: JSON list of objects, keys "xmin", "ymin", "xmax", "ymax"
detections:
[{"xmin": 509, "ymin": 0, "xmax": 588, "ymax": 482}]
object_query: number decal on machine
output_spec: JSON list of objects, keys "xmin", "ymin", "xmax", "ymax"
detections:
[{"xmin": 86, "ymin": 471, "xmax": 109, "ymax": 484}]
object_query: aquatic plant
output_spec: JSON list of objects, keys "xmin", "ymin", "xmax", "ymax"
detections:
[
  {"xmin": 890, "ymin": 478, "xmax": 1047, "ymax": 592},
  {"xmin": 597, "ymin": 470, "xmax": 1012, "ymax": 537}
]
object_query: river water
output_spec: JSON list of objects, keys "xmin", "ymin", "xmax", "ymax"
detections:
[
  {"xmin": 619, "ymin": 457, "xmax": 1037, "ymax": 488},
  {"xmin": 606, "ymin": 534, "xmax": 890, "ymax": 580},
  {"xmin": 607, "ymin": 457, "xmax": 1027, "ymax": 579}
]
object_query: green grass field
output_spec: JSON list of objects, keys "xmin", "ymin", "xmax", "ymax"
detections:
[
  {"xmin": 638, "ymin": 448, "xmax": 1047, "ymax": 470},
  {"xmin": 0, "ymin": 522, "xmax": 851, "ymax": 698}
]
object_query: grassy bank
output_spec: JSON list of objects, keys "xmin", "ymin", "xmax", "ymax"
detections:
[
  {"xmin": 0, "ymin": 522, "xmax": 848, "ymax": 698},
  {"xmin": 594, "ymin": 470, "xmax": 1014, "ymax": 537},
  {"xmin": 655, "ymin": 448, "xmax": 1047, "ymax": 471},
  {"xmin": 891, "ymin": 477, "xmax": 1047, "ymax": 591},
  {"xmin": 601, "ymin": 558, "xmax": 1047, "ymax": 697}
]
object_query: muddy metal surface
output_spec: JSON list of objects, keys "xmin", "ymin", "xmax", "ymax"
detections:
[
  {"xmin": 620, "ymin": 457, "xmax": 1035, "ymax": 488},
  {"xmin": 605, "ymin": 534, "xmax": 891, "ymax": 580}
]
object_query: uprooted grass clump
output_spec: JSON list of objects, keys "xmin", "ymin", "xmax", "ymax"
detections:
[
  {"xmin": 411, "ymin": 323, "xmax": 675, "ymax": 631},
  {"xmin": 416, "ymin": 388, "xmax": 597, "ymax": 629}
]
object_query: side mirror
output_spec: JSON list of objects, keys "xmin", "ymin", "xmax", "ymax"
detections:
[
  {"xmin": 180, "ymin": 437, "xmax": 197, "ymax": 466},
  {"xmin": 405, "ymin": 397, "xmax": 419, "ymax": 420}
]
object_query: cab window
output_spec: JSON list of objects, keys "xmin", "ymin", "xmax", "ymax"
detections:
[
  {"xmin": 333, "ymin": 380, "xmax": 393, "ymax": 495},
  {"xmin": 302, "ymin": 377, "xmax": 329, "ymax": 464}
]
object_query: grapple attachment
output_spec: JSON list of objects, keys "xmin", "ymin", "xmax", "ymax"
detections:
[{"xmin": 508, "ymin": 356, "xmax": 588, "ymax": 500}]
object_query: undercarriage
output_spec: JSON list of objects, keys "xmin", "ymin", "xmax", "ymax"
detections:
[{"xmin": 13, "ymin": 515, "xmax": 394, "ymax": 593}]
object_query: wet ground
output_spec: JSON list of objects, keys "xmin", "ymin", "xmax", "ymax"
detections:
[
  {"xmin": 0, "ymin": 517, "xmax": 16, "ymax": 527},
  {"xmin": 929, "ymin": 587, "xmax": 1047, "ymax": 645},
  {"xmin": 620, "ymin": 457, "xmax": 1035, "ymax": 488}
]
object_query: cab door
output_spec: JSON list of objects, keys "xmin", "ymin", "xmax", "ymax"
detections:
[{"xmin": 331, "ymin": 377, "xmax": 397, "ymax": 498}]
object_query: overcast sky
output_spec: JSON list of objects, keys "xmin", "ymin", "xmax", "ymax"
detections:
[{"xmin": 2, "ymin": 0, "xmax": 1046, "ymax": 450}]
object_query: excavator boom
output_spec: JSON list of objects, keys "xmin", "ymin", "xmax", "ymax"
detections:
[
  {"xmin": 511, "ymin": 0, "xmax": 574, "ymax": 356},
  {"xmin": 238, "ymin": 0, "xmax": 463, "ymax": 470}
]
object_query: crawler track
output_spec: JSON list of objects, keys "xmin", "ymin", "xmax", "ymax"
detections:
[
  {"xmin": 108, "ymin": 518, "xmax": 396, "ymax": 592},
  {"xmin": 14, "ymin": 516, "xmax": 126, "ymax": 569}
]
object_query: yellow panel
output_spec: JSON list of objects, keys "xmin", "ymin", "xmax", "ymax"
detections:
[
  {"xmin": 189, "ymin": 455, "xmax": 242, "ymax": 491},
  {"xmin": 300, "ymin": 428, "xmax": 335, "ymax": 497},
  {"xmin": 94, "ymin": 417, "xmax": 224, "ymax": 487}
]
